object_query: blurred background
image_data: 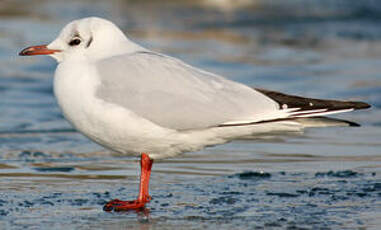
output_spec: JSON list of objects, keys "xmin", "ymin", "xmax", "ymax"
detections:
[{"xmin": 0, "ymin": 0, "xmax": 380, "ymax": 229}]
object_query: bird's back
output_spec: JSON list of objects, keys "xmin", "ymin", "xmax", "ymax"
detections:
[{"xmin": 95, "ymin": 51, "xmax": 280, "ymax": 130}]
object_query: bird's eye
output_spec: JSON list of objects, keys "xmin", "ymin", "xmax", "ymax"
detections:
[{"xmin": 69, "ymin": 38, "xmax": 81, "ymax": 46}]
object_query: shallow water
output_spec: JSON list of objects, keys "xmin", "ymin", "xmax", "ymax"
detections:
[{"xmin": 0, "ymin": 0, "xmax": 381, "ymax": 229}]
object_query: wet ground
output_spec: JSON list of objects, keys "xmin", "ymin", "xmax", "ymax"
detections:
[{"xmin": 0, "ymin": 0, "xmax": 381, "ymax": 229}]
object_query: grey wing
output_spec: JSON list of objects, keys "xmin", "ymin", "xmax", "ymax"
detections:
[{"xmin": 95, "ymin": 51, "xmax": 282, "ymax": 130}]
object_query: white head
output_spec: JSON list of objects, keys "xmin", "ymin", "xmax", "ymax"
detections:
[{"xmin": 19, "ymin": 17, "xmax": 142, "ymax": 62}]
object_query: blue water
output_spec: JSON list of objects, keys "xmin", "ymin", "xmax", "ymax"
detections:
[{"xmin": 0, "ymin": 0, "xmax": 380, "ymax": 229}]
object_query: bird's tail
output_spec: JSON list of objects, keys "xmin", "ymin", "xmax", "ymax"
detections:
[{"xmin": 294, "ymin": 116, "xmax": 360, "ymax": 128}]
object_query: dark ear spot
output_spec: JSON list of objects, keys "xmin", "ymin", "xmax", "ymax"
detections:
[{"xmin": 86, "ymin": 36, "xmax": 93, "ymax": 48}]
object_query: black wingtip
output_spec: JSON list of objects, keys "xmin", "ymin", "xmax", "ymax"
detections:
[
  {"xmin": 254, "ymin": 88, "xmax": 372, "ymax": 111},
  {"xmin": 352, "ymin": 101, "xmax": 371, "ymax": 110}
]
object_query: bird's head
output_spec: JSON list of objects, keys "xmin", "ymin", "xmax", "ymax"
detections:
[{"xmin": 19, "ymin": 17, "xmax": 138, "ymax": 62}]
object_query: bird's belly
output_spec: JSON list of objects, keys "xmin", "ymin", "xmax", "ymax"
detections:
[{"xmin": 53, "ymin": 62, "xmax": 176, "ymax": 157}]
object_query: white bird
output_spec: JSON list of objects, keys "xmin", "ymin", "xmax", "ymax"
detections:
[{"xmin": 19, "ymin": 17, "xmax": 370, "ymax": 212}]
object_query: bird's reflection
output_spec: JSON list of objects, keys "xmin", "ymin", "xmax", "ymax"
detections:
[
  {"xmin": 136, "ymin": 207, "xmax": 150, "ymax": 219},
  {"xmin": 137, "ymin": 208, "xmax": 151, "ymax": 230}
]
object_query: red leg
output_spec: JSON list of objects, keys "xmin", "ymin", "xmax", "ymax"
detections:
[{"xmin": 103, "ymin": 153, "xmax": 154, "ymax": 212}]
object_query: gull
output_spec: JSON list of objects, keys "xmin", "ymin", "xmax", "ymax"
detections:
[{"xmin": 19, "ymin": 17, "xmax": 370, "ymax": 211}]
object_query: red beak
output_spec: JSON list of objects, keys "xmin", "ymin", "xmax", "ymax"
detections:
[{"xmin": 19, "ymin": 45, "xmax": 61, "ymax": 56}]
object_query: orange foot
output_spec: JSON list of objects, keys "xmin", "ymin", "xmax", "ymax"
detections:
[
  {"xmin": 103, "ymin": 153, "xmax": 154, "ymax": 212},
  {"xmin": 103, "ymin": 197, "xmax": 151, "ymax": 212}
]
